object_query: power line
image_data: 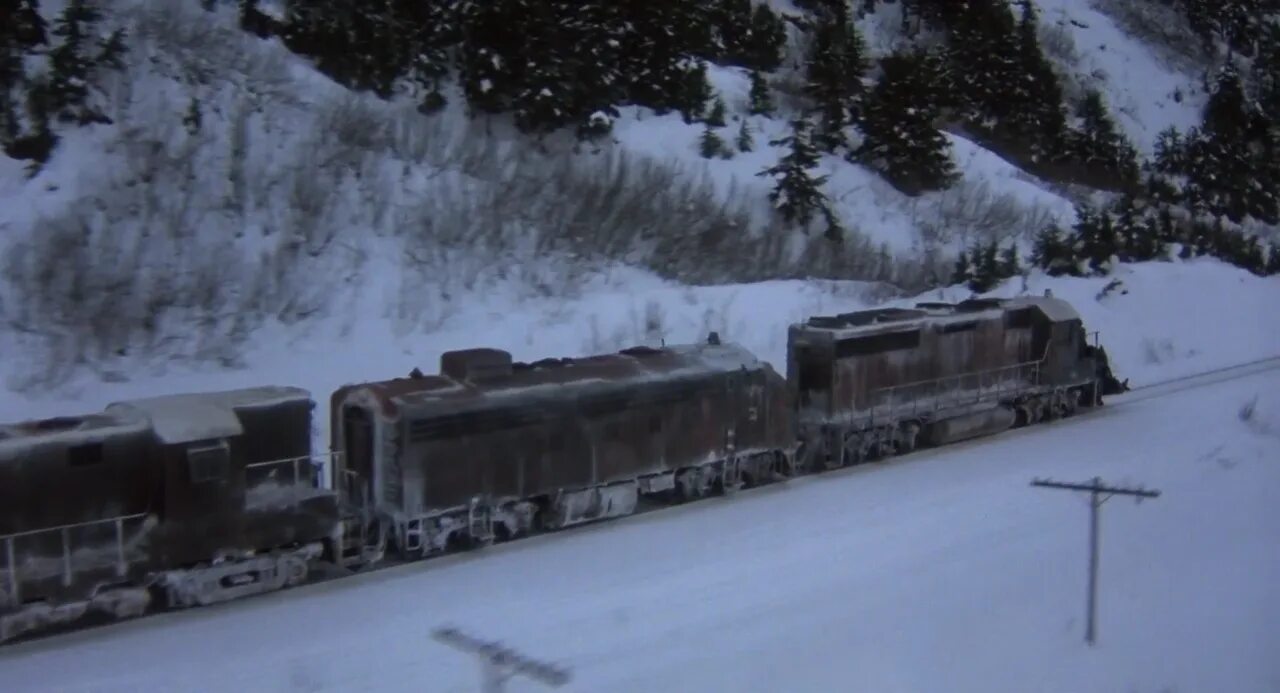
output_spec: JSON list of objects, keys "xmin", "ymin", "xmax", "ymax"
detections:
[
  {"xmin": 1030, "ymin": 476, "xmax": 1161, "ymax": 646},
  {"xmin": 432, "ymin": 626, "xmax": 572, "ymax": 693}
]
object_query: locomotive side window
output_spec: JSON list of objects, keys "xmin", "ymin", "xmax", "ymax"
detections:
[
  {"xmin": 187, "ymin": 441, "xmax": 230, "ymax": 484},
  {"xmin": 67, "ymin": 442, "xmax": 104, "ymax": 467},
  {"xmin": 834, "ymin": 329, "xmax": 920, "ymax": 357}
]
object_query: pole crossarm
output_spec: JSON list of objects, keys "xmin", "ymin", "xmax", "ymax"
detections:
[
  {"xmin": 1031, "ymin": 477, "xmax": 1161, "ymax": 500},
  {"xmin": 432, "ymin": 626, "xmax": 572, "ymax": 689},
  {"xmin": 1030, "ymin": 475, "xmax": 1162, "ymax": 646}
]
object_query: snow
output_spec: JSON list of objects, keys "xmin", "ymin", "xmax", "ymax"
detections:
[
  {"xmin": 0, "ymin": 362, "xmax": 1275, "ymax": 692},
  {"xmin": 1031, "ymin": 0, "xmax": 1207, "ymax": 153},
  {"xmin": 105, "ymin": 386, "xmax": 309, "ymax": 445}
]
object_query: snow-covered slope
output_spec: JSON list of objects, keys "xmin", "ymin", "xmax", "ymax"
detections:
[
  {"xmin": 0, "ymin": 360, "xmax": 1275, "ymax": 693},
  {"xmin": 0, "ymin": 0, "xmax": 1243, "ymax": 393}
]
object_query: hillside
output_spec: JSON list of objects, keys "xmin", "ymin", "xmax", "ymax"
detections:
[{"xmin": 0, "ymin": 0, "xmax": 1277, "ymax": 397}]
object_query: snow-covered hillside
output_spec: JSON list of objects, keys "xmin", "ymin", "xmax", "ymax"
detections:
[
  {"xmin": 2, "ymin": 0, "xmax": 1258, "ymax": 391},
  {"xmin": 0, "ymin": 353, "xmax": 1275, "ymax": 693}
]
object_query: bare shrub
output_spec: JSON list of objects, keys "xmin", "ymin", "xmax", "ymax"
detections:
[
  {"xmin": 1088, "ymin": 0, "xmax": 1212, "ymax": 71},
  {"xmin": 912, "ymin": 179, "xmax": 1058, "ymax": 247}
]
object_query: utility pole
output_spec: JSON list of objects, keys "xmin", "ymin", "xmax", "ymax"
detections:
[
  {"xmin": 432, "ymin": 626, "xmax": 572, "ymax": 693},
  {"xmin": 1030, "ymin": 476, "xmax": 1161, "ymax": 646}
]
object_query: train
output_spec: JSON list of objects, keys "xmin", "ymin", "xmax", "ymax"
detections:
[{"xmin": 0, "ymin": 293, "xmax": 1126, "ymax": 643}]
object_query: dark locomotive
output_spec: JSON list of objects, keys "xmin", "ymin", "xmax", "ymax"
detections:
[{"xmin": 0, "ymin": 295, "xmax": 1123, "ymax": 643}]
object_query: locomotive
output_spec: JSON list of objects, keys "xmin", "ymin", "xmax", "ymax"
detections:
[{"xmin": 0, "ymin": 294, "xmax": 1122, "ymax": 643}]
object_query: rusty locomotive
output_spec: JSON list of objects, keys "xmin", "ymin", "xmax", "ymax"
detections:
[{"xmin": 0, "ymin": 294, "xmax": 1123, "ymax": 643}]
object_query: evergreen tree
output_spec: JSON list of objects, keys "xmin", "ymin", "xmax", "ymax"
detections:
[
  {"xmin": 855, "ymin": 49, "xmax": 957, "ymax": 195},
  {"xmin": 705, "ymin": 95, "xmax": 727, "ymax": 127},
  {"xmin": 951, "ymin": 250, "xmax": 972, "ymax": 286},
  {"xmin": 756, "ymin": 117, "xmax": 832, "ymax": 230},
  {"xmin": 942, "ymin": 0, "xmax": 1020, "ymax": 129},
  {"xmin": 679, "ymin": 59, "xmax": 713, "ymax": 123},
  {"xmin": 37, "ymin": 0, "xmax": 125, "ymax": 126},
  {"xmin": 710, "ymin": 0, "xmax": 786, "ymax": 71},
  {"xmin": 1065, "ymin": 89, "xmax": 1140, "ymax": 189},
  {"xmin": 1006, "ymin": 0, "xmax": 1067, "ymax": 160},
  {"xmin": 747, "ymin": 69, "xmax": 773, "ymax": 116},
  {"xmin": 1253, "ymin": 22, "xmax": 1280, "ymax": 122},
  {"xmin": 699, "ymin": 123, "xmax": 726, "ymax": 158},
  {"xmin": 999, "ymin": 241, "xmax": 1022, "ymax": 278},
  {"xmin": 968, "ymin": 241, "xmax": 1001, "ymax": 292},
  {"xmin": 0, "ymin": 0, "xmax": 47, "ymax": 154},
  {"xmin": 803, "ymin": 8, "xmax": 867, "ymax": 151},
  {"xmin": 613, "ymin": 3, "xmax": 712, "ymax": 115},
  {"xmin": 736, "ymin": 118, "xmax": 754, "ymax": 152},
  {"xmin": 1182, "ymin": 63, "xmax": 1277, "ymax": 224},
  {"xmin": 744, "ymin": 2, "xmax": 787, "ymax": 71},
  {"xmin": 1030, "ymin": 223, "xmax": 1074, "ymax": 276}
]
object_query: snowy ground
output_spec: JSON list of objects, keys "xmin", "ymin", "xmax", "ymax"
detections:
[{"xmin": 0, "ymin": 359, "xmax": 1276, "ymax": 693}]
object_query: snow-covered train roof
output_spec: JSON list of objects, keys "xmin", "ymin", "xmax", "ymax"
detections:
[
  {"xmin": 0, "ymin": 409, "xmax": 152, "ymax": 458},
  {"xmin": 106, "ymin": 386, "xmax": 311, "ymax": 445},
  {"xmin": 796, "ymin": 296, "xmax": 1081, "ymax": 341},
  {"xmin": 335, "ymin": 340, "xmax": 764, "ymax": 419}
]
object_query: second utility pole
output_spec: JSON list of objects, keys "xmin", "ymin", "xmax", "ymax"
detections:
[{"xmin": 1030, "ymin": 475, "xmax": 1161, "ymax": 646}]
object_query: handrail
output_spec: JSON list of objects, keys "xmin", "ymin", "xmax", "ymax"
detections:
[{"xmin": 2, "ymin": 512, "xmax": 150, "ymax": 604}]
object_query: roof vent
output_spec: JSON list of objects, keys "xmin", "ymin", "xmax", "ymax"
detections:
[{"xmin": 440, "ymin": 348, "xmax": 513, "ymax": 381}]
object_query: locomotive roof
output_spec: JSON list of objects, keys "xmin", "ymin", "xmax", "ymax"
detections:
[
  {"xmin": 106, "ymin": 385, "xmax": 312, "ymax": 445},
  {"xmin": 798, "ymin": 295, "xmax": 1081, "ymax": 340},
  {"xmin": 0, "ymin": 409, "xmax": 151, "ymax": 458},
  {"xmin": 338, "ymin": 341, "xmax": 763, "ymax": 418}
]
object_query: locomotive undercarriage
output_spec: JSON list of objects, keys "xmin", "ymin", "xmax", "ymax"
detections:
[
  {"xmin": 372, "ymin": 448, "xmax": 794, "ymax": 563},
  {"xmin": 1, "ymin": 540, "xmax": 325, "ymax": 643},
  {"xmin": 156, "ymin": 542, "xmax": 324, "ymax": 609},
  {"xmin": 800, "ymin": 383, "xmax": 1093, "ymax": 472}
]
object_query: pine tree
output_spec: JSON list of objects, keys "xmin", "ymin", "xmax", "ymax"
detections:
[
  {"xmin": 942, "ymin": 0, "xmax": 1021, "ymax": 129},
  {"xmin": 999, "ymin": 241, "xmax": 1022, "ymax": 278},
  {"xmin": 1006, "ymin": 0, "xmax": 1066, "ymax": 160},
  {"xmin": 36, "ymin": 0, "xmax": 126, "ymax": 127},
  {"xmin": 951, "ymin": 250, "xmax": 972, "ymax": 286},
  {"xmin": 705, "ymin": 95, "xmax": 727, "ymax": 127},
  {"xmin": 699, "ymin": 123, "xmax": 726, "ymax": 158},
  {"xmin": 1182, "ymin": 63, "xmax": 1277, "ymax": 224},
  {"xmin": 679, "ymin": 59, "xmax": 713, "ymax": 123},
  {"xmin": 1066, "ymin": 89, "xmax": 1140, "ymax": 189},
  {"xmin": 736, "ymin": 119, "xmax": 754, "ymax": 152},
  {"xmin": 1031, "ymin": 223, "xmax": 1074, "ymax": 276},
  {"xmin": 756, "ymin": 117, "xmax": 832, "ymax": 230},
  {"xmin": 804, "ymin": 9, "xmax": 867, "ymax": 151},
  {"xmin": 0, "ymin": 0, "xmax": 48, "ymax": 154},
  {"xmin": 968, "ymin": 241, "xmax": 1001, "ymax": 292},
  {"xmin": 747, "ymin": 69, "xmax": 773, "ymax": 116},
  {"xmin": 855, "ymin": 49, "xmax": 957, "ymax": 195},
  {"xmin": 743, "ymin": 2, "xmax": 787, "ymax": 71}
]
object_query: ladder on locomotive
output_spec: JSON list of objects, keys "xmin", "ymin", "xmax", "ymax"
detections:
[{"xmin": 1, "ymin": 513, "xmax": 148, "ymax": 608}]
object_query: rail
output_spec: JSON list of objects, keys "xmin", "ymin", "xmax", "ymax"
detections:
[{"xmin": 1, "ymin": 512, "xmax": 150, "ymax": 606}]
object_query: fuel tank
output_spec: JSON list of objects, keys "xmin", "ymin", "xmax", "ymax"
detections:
[{"xmin": 923, "ymin": 406, "xmax": 1016, "ymax": 447}]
